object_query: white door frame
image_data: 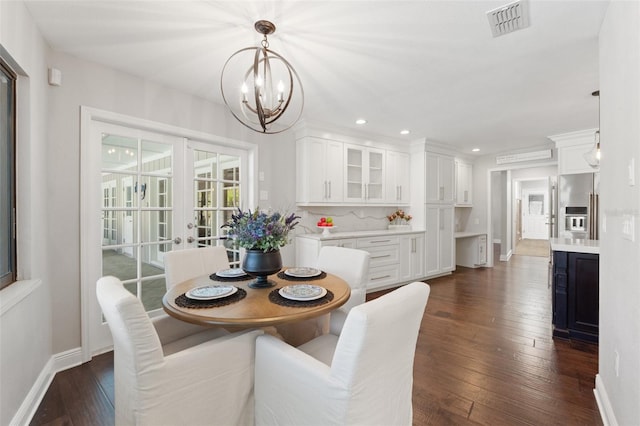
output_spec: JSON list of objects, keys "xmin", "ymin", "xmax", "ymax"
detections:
[
  {"xmin": 80, "ymin": 107, "xmax": 258, "ymax": 362},
  {"xmin": 485, "ymin": 161, "xmax": 557, "ymax": 268}
]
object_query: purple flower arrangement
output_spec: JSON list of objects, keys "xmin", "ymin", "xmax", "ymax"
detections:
[{"xmin": 222, "ymin": 208, "xmax": 300, "ymax": 252}]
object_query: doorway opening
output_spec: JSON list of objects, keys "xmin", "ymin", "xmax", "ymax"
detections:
[{"xmin": 488, "ymin": 164, "xmax": 557, "ymax": 263}]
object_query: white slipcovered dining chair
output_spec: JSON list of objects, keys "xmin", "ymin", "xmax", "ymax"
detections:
[
  {"xmin": 164, "ymin": 245, "xmax": 230, "ymax": 290},
  {"xmin": 274, "ymin": 246, "xmax": 370, "ymax": 346},
  {"xmin": 316, "ymin": 245, "xmax": 370, "ymax": 335},
  {"xmin": 96, "ymin": 276, "xmax": 262, "ymax": 426},
  {"xmin": 255, "ymin": 281, "xmax": 430, "ymax": 426}
]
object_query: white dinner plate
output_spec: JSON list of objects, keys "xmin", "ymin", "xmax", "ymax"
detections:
[
  {"xmin": 284, "ymin": 267, "xmax": 322, "ymax": 278},
  {"xmin": 216, "ymin": 268, "xmax": 248, "ymax": 278},
  {"xmin": 186, "ymin": 285, "xmax": 238, "ymax": 300},
  {"xmin": 279, "ymin": 284, "xmax": 327, "ymax": 301}
]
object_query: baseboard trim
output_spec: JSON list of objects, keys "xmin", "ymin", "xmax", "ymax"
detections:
[
  {"xmin": 499, "ymin": 250, "xmax": 513, "ymax": 262},
  {"xmin": 594, "ymin": 374, "xmax": 618, "ymax": 426},
  {"xmin": 11, "ymin": 347, "xmax": 83, "ymax": 426}
]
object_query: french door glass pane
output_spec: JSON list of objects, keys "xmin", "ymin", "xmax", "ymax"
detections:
[
  {"xmin": 101, "ymin": 132, "xmax": 172, "ymax": 313},
  {"xmin": 193, "ymin": 149, "xmax": 241, "ymax": 262}
]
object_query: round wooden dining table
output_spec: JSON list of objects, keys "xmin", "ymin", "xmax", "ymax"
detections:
[{"xmin": 162, "ymin": 268, "xmax": 351, "ymax": 329}]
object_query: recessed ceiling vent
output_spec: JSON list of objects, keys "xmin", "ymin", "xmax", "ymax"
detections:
[{"xmin": 487, "ymin": 0, "xmax": 530, "ymax": 38}]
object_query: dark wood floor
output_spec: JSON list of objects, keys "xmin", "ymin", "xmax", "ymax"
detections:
[{"xmin": 31, "ymin": 251, "xmax": 602, "ymax": 425}]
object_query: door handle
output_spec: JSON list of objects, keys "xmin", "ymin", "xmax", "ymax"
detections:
[
  {"xmin": 187, "ymin": 236, "xmax": 195, "ymax": 243},
  {"xmin": 173, "ymin": 237, "xmax": 182, "ymax": 245}
]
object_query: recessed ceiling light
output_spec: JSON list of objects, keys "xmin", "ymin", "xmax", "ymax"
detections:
[
  {"xmin": 355, "ymin": 119, "xmax": 367, "ymax": 125},
  {"xmin": 400, "ymin": 130, "xmax": 410, "ymax": 135},
  {"xmin": 472, "ymin": 148, "xmax": 480, "ymax": 152}
]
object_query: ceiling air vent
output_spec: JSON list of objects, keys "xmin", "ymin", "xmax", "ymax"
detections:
[{"xmin": 486, "ymin": 0, "xmax": 530, "ymax": 38}]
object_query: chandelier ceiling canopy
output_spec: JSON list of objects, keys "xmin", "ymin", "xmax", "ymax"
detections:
[{"xmin": 220, "ymin": 20, "xmax": 304, "ymax": 134}]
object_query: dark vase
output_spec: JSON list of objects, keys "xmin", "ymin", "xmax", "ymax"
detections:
[{"xmin": 242, "ymin": 249, "xmax": 282, "ymax": 288}]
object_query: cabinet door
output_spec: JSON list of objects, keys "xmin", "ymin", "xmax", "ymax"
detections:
[
  {"xmin": 425, "ymin": 154, "xmax": 440, "ymax": 203},
  {"xmin": 296, "ymin": 137, "xmax": 344, "ymax": 204},
  {"xmin": 440, "ymin": 156, "xmax": 455, "ymax": 203},
  {"xmin": 426, "ymin": 153, "xmax": 455, "ymax": 204},
  {"xmin": 325, "ymin": 141, "xmax": 344, "ymax": 202},
  {"xmin": 425, "ymin": 206, "xmax": 440, "ymax": 276},
  {"xmin": 567, "ymin": 252, "xmax": 599, "ymax": 338},
  {"xmin": 411, "ymin": 233, "xmax": 425, "ymax": 279},
  {"xmin": 344, "ymin": 145, "xmax": 386, "ymax": 203},
  {"xmin": 439, "ymin": 206, "xmax": 455, "ymax": 272},
  {"xmin": 366, "ymin": 148, "xmax": 385, "ymax": 202},
  {"xmin": 296, "ymin": 138, "xmax": 325, "ymax": 203},
  {"xmin": 455, "ymin": 160, "xmax": 472, "ymax": 206},
  {"xmin": 387, "ymin": 151, "xmax": 410, "ymax": 204},
  {"xmin": 345, "ymin": 145, "xmax": 365, "ymax": 202}
]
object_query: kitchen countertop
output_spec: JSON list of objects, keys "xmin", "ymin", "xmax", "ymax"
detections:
[
  {"xmin": 550, "ymin": 237, "xmax": 600, "ymax": 254},
  {"xmin": 454, "ymin": 231, "xmax": 487, "ymax": 239},
  {"xmin": 296, "ymin": 228, "xmax": 425, "ymax": 241}
]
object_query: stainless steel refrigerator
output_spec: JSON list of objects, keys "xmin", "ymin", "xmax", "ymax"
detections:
[{"xmin": 558, "ymin": 173, "xmax": 599, "ymax": 240}]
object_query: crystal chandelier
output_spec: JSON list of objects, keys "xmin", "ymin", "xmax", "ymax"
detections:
[{"xmin": 220, "ymin": 20, "xmax": 304, "ymax": 134}]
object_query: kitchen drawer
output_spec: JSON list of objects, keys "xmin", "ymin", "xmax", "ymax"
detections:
[
  {"xmin": 362, "ymin": 244, "xmax": 399, "ymax": 267},
  {"xmin": 356, "ymin": 235, "xmax": 399, "ymax": 248},
  {"xmin": 368, "ymin": 265, "xmax": 400, "ymax": 290}
]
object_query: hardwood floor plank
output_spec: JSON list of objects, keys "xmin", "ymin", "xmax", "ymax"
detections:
[{"xmin": 31, "ymin": 252, "xmax": 601, "ymax": 425}]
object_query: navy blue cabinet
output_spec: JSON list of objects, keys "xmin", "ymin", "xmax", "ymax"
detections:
[{"xmin": 552, "ymin": 251, "xmax": 599, "ymax": 343}]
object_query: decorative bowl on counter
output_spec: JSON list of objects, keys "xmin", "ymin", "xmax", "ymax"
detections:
[{"xmin": 317, "ymin": 225, "xmax": 338, "ymax": 237}]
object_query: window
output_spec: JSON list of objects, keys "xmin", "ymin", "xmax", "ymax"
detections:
[{"xmin": 0, "ymin": 59, "xmax": 16, "ymax": 289}]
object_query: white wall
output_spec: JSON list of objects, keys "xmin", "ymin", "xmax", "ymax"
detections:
[
  {"xmin": 46, "ymin": 50, "xmax": 301, "ymax": 352},
  {"xmin": 0, "ymin": 2, "xmax": 52, "ymax": 424},
  {"xmin": 596, "ymin": 2, "xmax": 640, "ymax": 425}
]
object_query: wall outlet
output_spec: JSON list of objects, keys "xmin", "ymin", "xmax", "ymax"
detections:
[
  {"xmin": 259, "ymin": 171, "xmax": 265, "ymax": 182},
  {"xmin": 615, "ymin": 349, "xmax": 620, "ymax": 377},
  {"xmin": 474, "ymin": 218, "xmax": 480, "ymax": 225},
  {"xmin": 259, "ymin": 190, "xmax": 268, "ymax": 201}
]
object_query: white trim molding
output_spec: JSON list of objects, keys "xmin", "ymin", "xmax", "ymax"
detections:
[
  {"xmin": 594, "ymin": 374, "xmax": 619, "ymax": 426},
  {"xmin": 0, "ymin": 279, "xmax": 41, "ymax": 316},
  {"xmin": 10, "ymin": 348, "xmax": 83, "ymax": 426}
]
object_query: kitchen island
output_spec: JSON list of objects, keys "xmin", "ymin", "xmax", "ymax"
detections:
[{"xmin": 550, "ymin": 238, "xmax": 600, "ymax": 343}]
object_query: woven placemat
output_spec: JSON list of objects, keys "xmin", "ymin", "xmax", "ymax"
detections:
[
  {"xmin": 209, "ymin": 272, "xmax": 254, "ymax": 282},
  {"xmin": 268, "ymin": 288, "xmax": 334, "ymax": 308},
  {"xmin": 276, "ymin": 270, "xmax": 327, "ymax": 282},
  {"xmin": 175, "ymin": 288, "xmax": 247, "ymax": 309}
]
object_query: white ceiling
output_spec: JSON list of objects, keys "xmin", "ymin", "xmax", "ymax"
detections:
[{"xmin": 23, "ymin": 0, "xmax": 608, "ymax": 155}]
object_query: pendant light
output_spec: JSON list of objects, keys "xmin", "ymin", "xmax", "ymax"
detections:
[
  {"xmin": 584, "ymin": 90, "xmax": 600, "ymax": 168},
  {"xmin": 220, "ymin": 20, "xmax": 304, "ymax": 134}
]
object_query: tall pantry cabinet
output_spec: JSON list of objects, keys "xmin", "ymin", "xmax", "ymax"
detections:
[{"xmin": 425, "ymin": 150, "xmax": 455, "ymax": 277}]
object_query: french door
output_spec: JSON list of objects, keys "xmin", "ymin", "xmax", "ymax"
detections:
[{"xmin": 83, "ymin": 118, "xmax": 248, "ymax": 356}]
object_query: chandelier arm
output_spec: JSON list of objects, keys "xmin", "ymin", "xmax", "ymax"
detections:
[{"xmin": 253, "ymin": 47, "xmax": 267, "ymax": 132}]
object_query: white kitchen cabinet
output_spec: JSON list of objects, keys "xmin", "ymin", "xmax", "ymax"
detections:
[
  {"xmin": 400, "ymin": 233, "xmax": 425, "ymax": 282},
  {"xmin": 456, "ymin": 234, "xmax": 487, "ymax": 268},
  {"xmin": 295, "ymin": 230, "xmax": 426, "ymax": 291},
  {"xmin": 426, "ymin": 152, "xmax": 455, "ymax": 204},
  {"xmin": 558, "ymin": 142, "xmax": 599, "ymax": 175},
  {"xmin": 455, "ymin": 159, "xmax": 473, "ymax": 206},
  {"xmin": 550, "ymin": 128, "xmax": 600, "ymax": 174},
  {"xmin": 296, "ymin": 137, "xmax": 344, "ymax": 204},
  {"xmin": 295, "ymin": 236, "xmax": 356, "ymax": 267},
  {"xmin": 344, "ymin": 145, "xmax": 386, "ymax": 203},
  {"xmin": 425, "ymin": 205, "xmax": 454, "ymax": 277},
  {"xmin": 386, "ymin": 151, "xmax": 410, "ymax": 204}
]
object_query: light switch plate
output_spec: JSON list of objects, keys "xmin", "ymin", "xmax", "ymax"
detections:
[
  {"xmin": 622, "ymin": 214, "xmax": 635, "ymax": 241},
  {"xmin": 628, "ymin": 158, "xmax": 635, "ymax": 186}
]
